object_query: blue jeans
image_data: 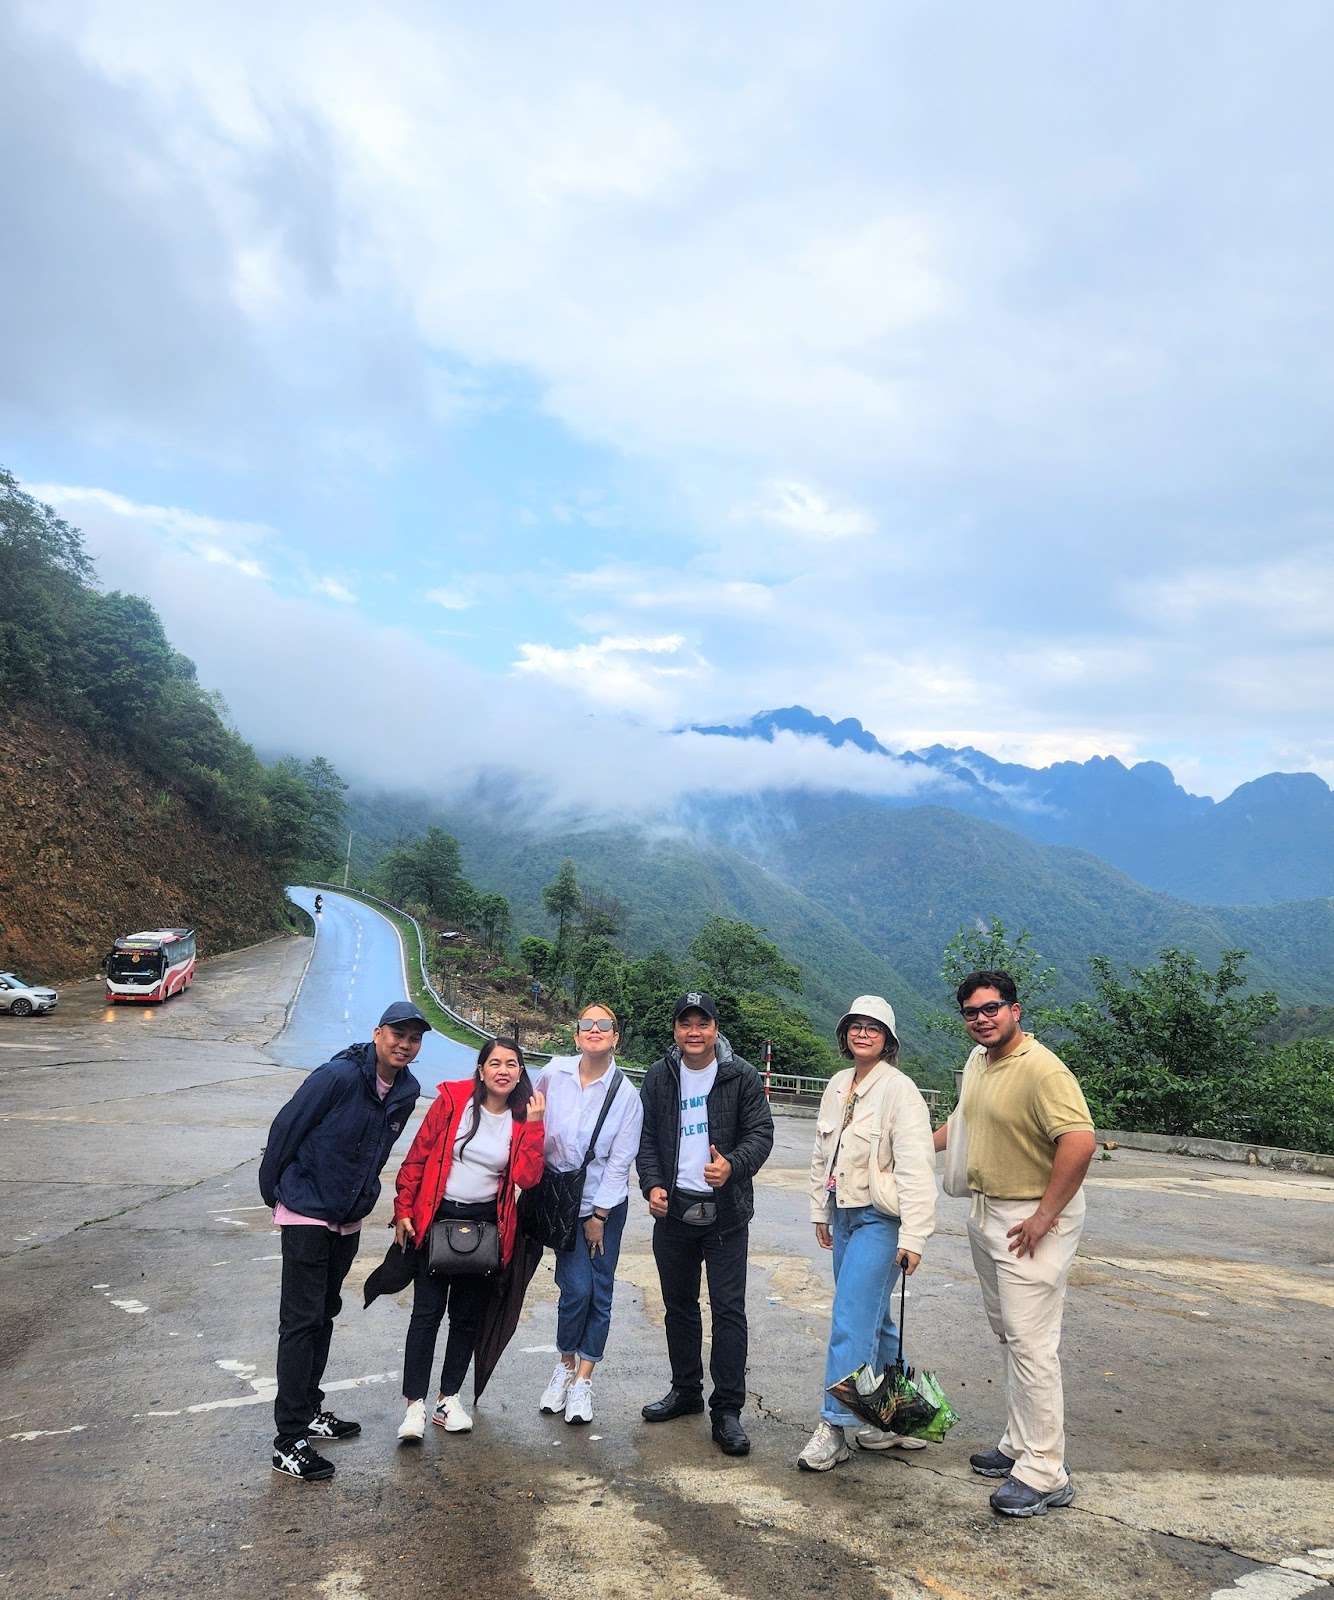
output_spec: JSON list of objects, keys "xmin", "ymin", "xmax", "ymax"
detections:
[
  {"xmin": 554, "ymin": 1200, "xmax": 628, "ymax": 1364},
  {"xmin": 821, "ymin": 1205, "xmax": 903, "ymax": 1427}
]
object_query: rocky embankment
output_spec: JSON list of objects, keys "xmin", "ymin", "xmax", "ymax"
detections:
[{"xmin": 0, "ymin": 711, "xmax": 290, "ymax": 981}]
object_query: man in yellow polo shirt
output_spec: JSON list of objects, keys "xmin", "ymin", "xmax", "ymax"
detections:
[{"xmin": 934, "ymin": 968, "xmax": 1096, "ymax": 1518}]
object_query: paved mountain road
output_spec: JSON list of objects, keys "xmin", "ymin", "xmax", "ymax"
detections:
[{"xmin": 0, "ymin": 921, "xmax": 1329, "ymax": 1599}]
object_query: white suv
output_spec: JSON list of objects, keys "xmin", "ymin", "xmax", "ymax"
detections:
[{"xmin": 0, "ymin": 973, "xmax": 59, "ymax": 1016}]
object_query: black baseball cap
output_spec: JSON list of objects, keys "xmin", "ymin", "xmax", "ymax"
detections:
[
  {"xmin": 377, "ymin": 1000, "xmax": 432, "ymax": 1031},
  {"xmin": 673, "ymin": 991, "xmax": 719, "ymax": 1023}
]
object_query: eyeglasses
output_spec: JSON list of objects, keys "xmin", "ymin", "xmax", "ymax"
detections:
[
  {"xmin": 577, "ymin": 1018, "xmax": 616, "ymax": 1034},
  {"xmin": 846, "ymin": 1021, "xmax": 886, "ymax": 1036},
  {"xmin": 961, "ymin": 1001, "xmax": 1008, "ymax": 1021}
]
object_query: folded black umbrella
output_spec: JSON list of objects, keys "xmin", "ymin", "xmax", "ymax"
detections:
[
  {"xmin": 472, "ymin": 1232, "xmax": 544, "ymax": 1401},
  {"xmin": 363, "ymin": 1238, "xmax": 418, "ymax": 1307}
]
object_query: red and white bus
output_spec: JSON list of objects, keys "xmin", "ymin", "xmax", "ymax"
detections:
[{"xmin": 106, "ymin": 929, "xmax": 197, "ymax": 1004}]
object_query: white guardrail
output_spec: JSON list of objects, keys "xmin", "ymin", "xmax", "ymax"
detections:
[{"xmin": 303, "ymin": 885, "xmax": 943, "ymax": 1115}]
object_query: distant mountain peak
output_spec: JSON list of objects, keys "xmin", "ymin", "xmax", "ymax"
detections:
[{"xmin": 689, "ymin": 705, "xmax": 890, "ymax": 756}]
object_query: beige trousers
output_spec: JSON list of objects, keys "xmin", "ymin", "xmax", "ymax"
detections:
[{"xmin": 967, "ymin": 1189, "xmax": 1085, "ymax": 1493}]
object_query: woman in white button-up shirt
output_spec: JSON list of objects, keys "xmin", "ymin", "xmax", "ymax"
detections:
[{"xmin": 532, "ymin": 1002, "xmax": 644, "ymax": 1426}]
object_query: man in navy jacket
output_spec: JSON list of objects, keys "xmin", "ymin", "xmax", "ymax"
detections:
[{"xmin": 260, "ymin": 1001, "xmax": 425, "ymax": 1480}]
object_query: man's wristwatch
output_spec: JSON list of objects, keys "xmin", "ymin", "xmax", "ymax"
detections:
[{"xmin": 591, "ymin": 1210, "xmax": 609, "ymax": 1222}]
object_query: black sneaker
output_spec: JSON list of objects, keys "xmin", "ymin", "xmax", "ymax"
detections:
[
  {"xmin": 271, "ymin": 1438, "xmax": 335, "ymax": 1480},
  {"xmin": 308, "ymin": 1410, "xmax": 361, "ymax": 1440}
]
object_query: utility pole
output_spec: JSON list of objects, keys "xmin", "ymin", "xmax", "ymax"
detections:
[{"xmin": 342, "ymin": 831, "xmax": 353, "ymax": 889}]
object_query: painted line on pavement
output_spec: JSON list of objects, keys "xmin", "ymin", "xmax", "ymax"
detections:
[{"xmin": 136, "ymin": 1370, "xmax": 399, "ymax": 1419}]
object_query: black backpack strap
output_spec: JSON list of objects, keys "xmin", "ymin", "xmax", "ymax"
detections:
[{"xmin": 579, "ymin": 1068, "xmax": 625, "ymax": 1172}]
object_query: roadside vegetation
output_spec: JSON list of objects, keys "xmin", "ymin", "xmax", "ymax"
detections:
[{"xmin": 937, "ymin": 920, "xmax": 1334, "ymax": 1154}]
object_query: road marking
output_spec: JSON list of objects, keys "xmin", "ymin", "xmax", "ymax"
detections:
[
  {"xmin": 251, "ymin": 1254, "xmax": 282, "ymax": 1261},
  {"xmin": 0, "ymin": 1043, "xmax": 57, "ymax": 1051},
  {"xmin": 136, "ymin": 1370, "xmax": 399, "ymax": 1419},
  {"xmin": 1209, "ymin": 1571, "xmax": 1325, "ymax": 1598},
  {"xmin": 210, "ymin": 1206, "xmax": 268, "ymax": 1214},
  {"xmin": 110, "ymin": 1299, "xmax": 148, "ymax": 1314},
  {"xmin": 8, "ymin": 1426, "xmax": 87, "ymax": 1442}
]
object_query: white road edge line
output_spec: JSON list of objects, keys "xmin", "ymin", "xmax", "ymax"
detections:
[{"xmin": 136, "ymin": 1370, "xmax": 399, "ymax": 1418}]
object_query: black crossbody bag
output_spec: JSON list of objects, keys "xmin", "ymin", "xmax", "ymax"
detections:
[{"xmin": 519, "ymin": 1069, "xmax": 625, "ymax": 1252}]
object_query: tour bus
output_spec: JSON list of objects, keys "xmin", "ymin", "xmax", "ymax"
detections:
[{"xmin": 105, "ymin": 929, "xmax": 197, "ymax": 1004}]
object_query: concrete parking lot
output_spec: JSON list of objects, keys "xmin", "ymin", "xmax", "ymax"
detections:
[{"xmin": 0, "ymin": 906, "xmax": 1330, "ymax": 1599}]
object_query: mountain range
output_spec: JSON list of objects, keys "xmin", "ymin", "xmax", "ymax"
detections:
[{"xmin": 689, "ymin": 706, "xmax": 1334, "ymax": 906}]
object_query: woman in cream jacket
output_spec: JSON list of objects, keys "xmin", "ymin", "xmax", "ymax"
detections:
[{"xmin": 798, "ymin": 995, "xmax": 937, "ymax": 1472}]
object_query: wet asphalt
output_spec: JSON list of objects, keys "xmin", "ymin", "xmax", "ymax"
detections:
[{"xmin": 0, "ymin": 898, "xmax": 1330, "ymax": 1599}]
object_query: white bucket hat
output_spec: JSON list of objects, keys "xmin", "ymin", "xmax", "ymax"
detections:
[{"xmin": 835, "ymin": 994, "xmax": 899, "ymax": 1054}]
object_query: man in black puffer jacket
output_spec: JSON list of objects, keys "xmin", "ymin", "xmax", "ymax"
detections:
[
  {"xmin": 260, "ymin": 1001, "xmax": 425, "ymax": 1481},
  {"xmin": 637, "ymin": 992, "xmax": 774, "ymax": 1456}
]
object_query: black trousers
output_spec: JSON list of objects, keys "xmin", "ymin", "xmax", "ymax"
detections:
[
  {"xmin": 273, "ymin": 1224, "xmax": 361, "ymax": 1446},
  {"xmin": 651, "ymin": 1217, "xmax": 750, "ymax": 1416},
  {"xmin": 402, "ymin": 1198, "xmax": 498, "ymax": 1401}
]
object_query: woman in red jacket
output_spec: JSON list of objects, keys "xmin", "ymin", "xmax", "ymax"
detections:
[{"xmin": 392, "ymin": 1037, "xmax": 545, "ymax": 1441}]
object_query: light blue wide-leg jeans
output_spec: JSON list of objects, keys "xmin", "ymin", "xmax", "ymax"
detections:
[{"xmin": 820, "ymin": 1204, "xmax": 903, "ymax": 1427}]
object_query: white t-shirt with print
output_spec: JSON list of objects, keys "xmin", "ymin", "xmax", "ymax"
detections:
[{"xmin": 676, "ymin": 1059, "xmax": 718, "ymax": 1191}]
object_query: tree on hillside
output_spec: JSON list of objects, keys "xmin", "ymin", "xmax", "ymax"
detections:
[
  {"xmin": 381, "ymin": 827, "xmax": 478, "ymax": 923},
  {"xmin": 573, "ymin": 935, "xmax": 629, "ymax": 1015},
  {"xmin": 1050, "ymin": 947, "xmax": 1279, "ymax": 1138},
  {"xmin": 687, "ymin": 915, "xmax": 801, "ymax": 995},
  {"xmin": 518, "ymin": 935, "xmax": 561, "ymax": 987},
  {"xmin": 474, "ymin": 892, "xmax": 512, "ymax": 955},
  {"xmin": 542, "ymin": 858, "xmax": 582, "ymax": 948},
  {"xmin": 925, "ymin": 918, "xmax": 1057, "ymax": 1063},
  {"xmin": 579, "ymin": 888, "xmax": 630, "ymax": 944},
  {"xmin": 302, "ymin": 756, "xmax": 348, "ymax": 865},
  {"xmin": 939, "ymin": 917, "xmax": 1055, "ymax": 1007},
  {"xmin": 621, "ymin": 948, "xmax": 681, "ymax": 1060}
]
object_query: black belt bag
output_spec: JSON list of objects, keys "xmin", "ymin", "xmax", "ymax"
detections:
[
  {"xmin": 669, "ymin": 1188, "xmax": 718, "ymax": 1228},
  {"xmin": 427, "ymin": 1199, "xmax": 500, "ymax": 1276}
]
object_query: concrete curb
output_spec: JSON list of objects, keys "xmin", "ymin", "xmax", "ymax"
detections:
[{"xmin": 1098, "ymin": 1127, "xmax": 1334, "ymax": 1177}]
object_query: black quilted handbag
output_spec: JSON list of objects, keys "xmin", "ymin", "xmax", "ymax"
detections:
[{"xmin": 519, "ymin": 1069, "xmax": 625, "ymax": 1252}]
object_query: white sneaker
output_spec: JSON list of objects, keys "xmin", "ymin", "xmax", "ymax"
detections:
[
  {"xmin": 798, "ymin": 1421, "xmax": 849, "ymax": 1472},
  {"xmin": 855, "ymin": 1425, "xmax": 928, "ymax": 1451},
  {"xmin": 433, "ymin": 1393, "xmax": 473, "ymax": 1432},
  {"xmin": 540, "ymin": 1362, "xmax": 575, "ymax": 1415},
  {"xmin": 397, "ymin": 1400, "xmax": 426, "ymax": 1442},
  {"xmin": 564, "ymin": 1377, "xmax": 593, "ymax": 1425}
]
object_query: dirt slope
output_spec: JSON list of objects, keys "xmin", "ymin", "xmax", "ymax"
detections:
[{"xmin": 0, "ymin": 711, "xmax": 289, "ymax": 982}]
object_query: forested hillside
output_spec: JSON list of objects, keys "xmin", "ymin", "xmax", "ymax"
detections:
[
  {"xmin": 345, "ymin": 791, "xmax": 933, "ymax": 1047},
  {"xmin": 765, "ymin": 805, "xmax": 1334, "ymax": 1007},
  {"xmin": 0, "ymin": 467, "xmax": 347, "ymax": 978}
]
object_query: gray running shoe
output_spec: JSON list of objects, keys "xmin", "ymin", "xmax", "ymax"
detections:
[
  {"xmin": 969, "ymin": 1446, "xmax": 1017, "ymax": 1478},
  {"xmin": 989, "ymin": 1474, "xmax": 1076, "ymax": 1517}
]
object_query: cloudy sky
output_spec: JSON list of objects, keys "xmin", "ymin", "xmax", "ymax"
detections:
[{"xmin": 5, "ymin": 0, "xmax": 1333, "ymax": 808}]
